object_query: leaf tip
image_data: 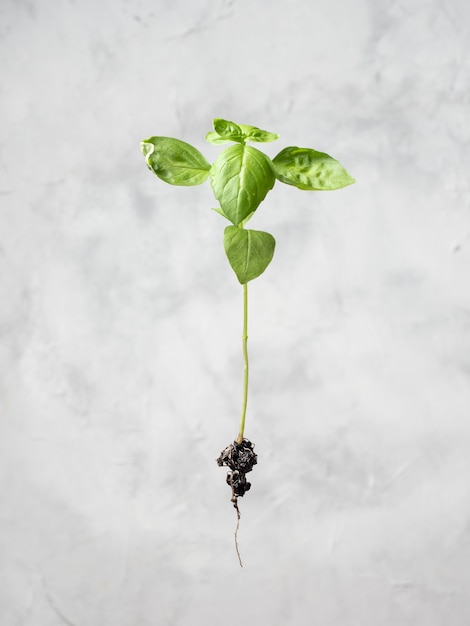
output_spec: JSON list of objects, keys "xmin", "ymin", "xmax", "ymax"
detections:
[{"xmin": 140, "ymin": 140, "xmax": 155, "ymax": 159}]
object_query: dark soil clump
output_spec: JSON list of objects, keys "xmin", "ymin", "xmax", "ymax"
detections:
[{"xmin": 217, "ymin": 438, "xmax": 258, "ymax": 506}]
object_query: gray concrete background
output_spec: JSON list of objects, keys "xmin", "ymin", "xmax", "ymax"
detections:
[{"xmin": 1, "ymin": 0, "xmax": 470, "ymax": 624}]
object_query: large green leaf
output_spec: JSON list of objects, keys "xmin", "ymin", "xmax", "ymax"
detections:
[
  {"xmin": 272, "ymin": 146, "xmax": 355, "ymax": 190},
  {"xmin": 141, "ymin": 137, "xmax": 210, "ymax": 186},
  {"xmin": 210, "ymin": 144, "xmax": 275, "ymax": 226},
  {"xmin": 224, "ymin": 226, "xmax": 276, "ymax": 284}
]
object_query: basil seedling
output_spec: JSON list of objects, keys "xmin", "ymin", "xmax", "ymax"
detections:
[{"xmin": 141, "ymin": 119, "xmax": 355, "ymax": 565}]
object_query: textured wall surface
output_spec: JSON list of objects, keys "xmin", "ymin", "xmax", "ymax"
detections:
[{"xmin": 1, "ymin": 0, "xmax": 470, "ymax": 624}]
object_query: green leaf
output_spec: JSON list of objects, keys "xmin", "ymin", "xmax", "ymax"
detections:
[
  {"xmin": 211, "ymin": 206, "xmax": 230, "ymax": 220},
  {"xmin": 205, "ymin": 131, "xmax": 233, "ymax": 145},
  {"xmin": 141, "ymin": 137, "xmax": 210, "ymax": 186},
  {"xmin": 210, "ymin": 144, "xmax": 275, "ymax": 226},
  {"xmin": 239, "ymin": 211, "xmax": 256, "ymax": 227},
  {"xmin": 272, "ymin": 146, "xmax": 355, "ymax": 190},
  {"xmin": 213, "ymin": 119, "xmax": 245, "ymax": 144},
  {"xmin": 238, "ymin": 123, "xmax": 279, "ymax": 143},
  {"xmin": 206, "ymin": 118, "xmax": 279, "ymax": 145},
  {"xmin": 224, "ymin": 226, "xmax": 276, "ymax": 284}
]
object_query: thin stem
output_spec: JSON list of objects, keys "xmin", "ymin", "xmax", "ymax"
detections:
[{"xmin": 237, "ymin": 282, "xmax": 249, "ymax": 443}]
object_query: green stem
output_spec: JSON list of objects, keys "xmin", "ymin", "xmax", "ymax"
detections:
[{"xmin": 237, "ymin": 282, "xmax": 249, "ymax": 443}]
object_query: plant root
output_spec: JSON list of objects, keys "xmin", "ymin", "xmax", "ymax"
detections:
[
  {"xmin": 234, "ymin": 498, "xmax": 242, "ymax": 567},
  {"xmin": 217, "ymin": 438, "xmax": 258, "ymax": 567}
]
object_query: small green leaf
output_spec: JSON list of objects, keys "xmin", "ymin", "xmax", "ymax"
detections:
[
  {"xmin": 272, "ymin": 146, "xmax": 355, "ymax": 190},
  {"xmin": 205, "ymin": 131, "xmax": 233, "ymax": 145},
  {"xmin": 210, "ymin": 144, "xmax": 275, "ymax": 226},
  {"xmin": 141, "ymin": 137, "xmax": 210, "ymax": 186},
  {"xmin": 213, "ymin": 119, "xmax": 245, "ymax": 144},
  {"xmin": 211, "ymin": 206, "xmax": 230, "ymax": 220},
  {"xmin": 239, "ymin": 211, "xmax": 255, "ymax": 227},
  {"xmin": 224, "ymin": 226, "xmax": 276, "ymax": 284},
  {"xmin": 212, "ymin": 205, "xmax": 255, "ymax": 224},
  {"xmin": 206, "ymin": 119, "xmax": 279, "ymax": 145},
  {"xmin": 238, "ymin": 123, "xmax": 279, "ymax": 143}
]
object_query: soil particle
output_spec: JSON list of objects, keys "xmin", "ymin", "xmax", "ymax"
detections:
[{"xmin": 217, "ymin": 438, "xmax": 257, "ymax": 505}]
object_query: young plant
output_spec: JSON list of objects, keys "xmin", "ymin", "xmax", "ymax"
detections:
[{"xmin": 141, "ymin": 119, "xmax": 354, "ymax": 564}]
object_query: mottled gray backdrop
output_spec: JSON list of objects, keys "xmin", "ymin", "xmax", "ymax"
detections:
[{"xmin": 1, "ymin": 0, "xmax": 470, "ymax": 624}]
